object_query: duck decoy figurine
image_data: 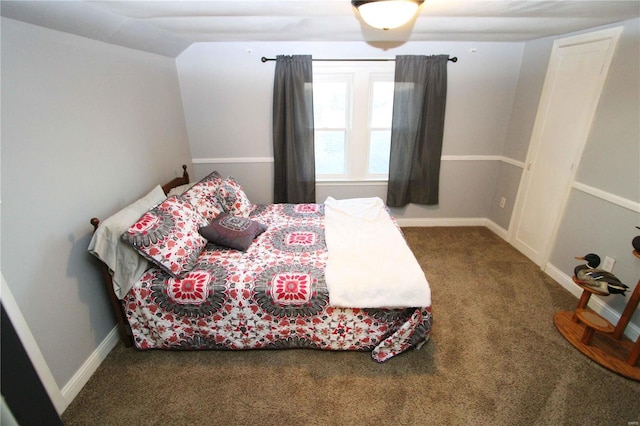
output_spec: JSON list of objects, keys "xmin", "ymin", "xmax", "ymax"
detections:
[
  {"xmin": 633, "ymin": 226, "xmax": 640, "ymax": 252},
  {"xmin": 574, "ymin": 253, "xmax": 629, "ymax": 295}
]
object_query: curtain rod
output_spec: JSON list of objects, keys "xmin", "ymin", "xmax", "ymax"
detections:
[{"xmin": 261, "ymin": 56, "xmax": 457, "ymax": 63}]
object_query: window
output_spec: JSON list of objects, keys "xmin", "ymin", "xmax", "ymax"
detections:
[{"xmin": 313, "ymin": 63, "xmax": 395, "ymax": 181}]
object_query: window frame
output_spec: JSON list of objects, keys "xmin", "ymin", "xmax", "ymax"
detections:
[
  {"xmin": 312, "ymin": 73, "xmax": 353, "ymax": 180},
  {"xmin": 313, "ymin": 62, "xmax": 395, "ymax": 182}
]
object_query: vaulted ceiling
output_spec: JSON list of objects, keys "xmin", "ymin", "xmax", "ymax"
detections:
[{"xmin": 2, "ymin": 1, "xmax": 639, "ymax": 57}]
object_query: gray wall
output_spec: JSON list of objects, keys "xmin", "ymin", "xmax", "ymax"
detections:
[
  {"xmin": 487, "ymin": 36, "xmax": 552, "ymax": 230},
  {"xmin": 488, "ymin": 18, "xmax": 639, "ymax": 329},
  {"xmin": 549, "ymin": 18, "xmax": 640, "ymax": 327},
  {"xmin": 176, "ymin": 41, "xmax": 525, "ymax": 221},
  {"xmin": 1, "ymin": 18, "xmax": 192, "ymax": 389}
]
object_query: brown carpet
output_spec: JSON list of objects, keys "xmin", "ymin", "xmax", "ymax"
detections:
[{"xmin": 62, "ymin": 227, "xmax": 640, "ymax": 425}]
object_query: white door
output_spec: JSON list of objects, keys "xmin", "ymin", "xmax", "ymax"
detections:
[{"xmin": 510, "ymin": 27, "xmax": 622, "ymax": 267}]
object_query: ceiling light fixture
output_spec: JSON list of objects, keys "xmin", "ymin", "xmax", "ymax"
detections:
[{"xmin": 351, "ymin": 0, "xmax": 425, "ymax": 31}]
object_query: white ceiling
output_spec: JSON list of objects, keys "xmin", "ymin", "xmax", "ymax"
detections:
[{"xmin": 2, "ymin": 0, "xmax": 639, "ymax": 57}]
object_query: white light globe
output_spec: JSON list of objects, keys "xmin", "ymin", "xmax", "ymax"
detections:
[{"xmin": 357, "ymin": 1, "xmax": 420, "ymax": 30}]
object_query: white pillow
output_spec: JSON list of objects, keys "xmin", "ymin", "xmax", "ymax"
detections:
[
  {"xmin": 167, "ymin": 182, "xmax": 196, "ymax": 197},
  {"xmin": 88, "ymin": 185, "xmax": 167, "ymax": 299}
]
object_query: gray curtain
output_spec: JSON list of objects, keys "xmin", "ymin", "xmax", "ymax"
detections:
[
  {"xmin": 386, "ymin": 55, "xmax": 449, "ymax": 207},
  {"xmin": 272, "ymin": 55, "xmax": 315, "ymax": 204}
]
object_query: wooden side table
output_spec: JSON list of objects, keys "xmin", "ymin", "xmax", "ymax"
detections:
[
  {"xmin": 575, "ymin": 309, "xmax": 614, "ymax": 344},
  {"xmin": 553, "ymin": 252, "xmax": 640, "ymax": 381},
  {"xmin": 620, "ymin": 250, "xmax": 640, "ymax": 366}
]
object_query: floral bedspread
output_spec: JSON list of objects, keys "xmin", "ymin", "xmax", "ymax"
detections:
[{"xmin": 123, "ymin": 203, "xmax": 433, "ymax": 362}]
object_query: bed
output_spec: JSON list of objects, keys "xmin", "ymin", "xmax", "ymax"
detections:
[{"xmin": 89, "ymin": 166, "xmax": 432, "ymax": 362}]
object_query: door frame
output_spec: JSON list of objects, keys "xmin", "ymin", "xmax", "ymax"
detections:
[
  {"xmin": 509, "ymin": 26, "xmax": 623, "ymax": 268},
  {"xmin": 0, "ymin": 275, "xmax": 66, "ymax": 414}
]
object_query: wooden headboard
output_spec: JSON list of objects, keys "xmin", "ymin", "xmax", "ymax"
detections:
[
  {"xmin": 90, "ymin": 164, "xmax": 190, "ymax": 348},
  {"xmin": 161, "ymin": 164, "xmax": 190, "ymax": 196}
]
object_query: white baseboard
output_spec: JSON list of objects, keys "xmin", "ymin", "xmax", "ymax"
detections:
[
  {"xmin": 544, "ymin": 263, "xmax": 640, "ymax": 341},
  {"xmin": 60, "ymin": 326, "xmax": 120, "ymax": 411},
  {"xmin": 484, "ymin": 219, "xmax": 509, "ymax": 241},
  {"xmin": 396, "ymin": 217, "xmax": 487, "ymax": 227},
  {"xmin": 396, "ymin": 217, "xmax": 511, "ymax": 243}
]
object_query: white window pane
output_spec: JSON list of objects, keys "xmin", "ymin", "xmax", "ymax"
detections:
[
  {"xmin": 313, "ymin": 81, "xmax": 347, "ymax": 128},
  {"xmin": 371, "ymin": 81, "xmax": 394, "ymax": 128},
  {"xmin": 315, "ymin": 130, "xmax": 346, "ymax": 175},
  {"xmin": 368, "ymin": 130, "xmax": 390, "ymax": 174}
]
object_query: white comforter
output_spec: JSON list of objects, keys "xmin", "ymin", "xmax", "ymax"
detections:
[{"xmin": 323, "ymin": 197, "xmax": 431, "ymax": 308}]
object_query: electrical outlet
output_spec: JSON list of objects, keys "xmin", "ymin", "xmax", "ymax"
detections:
[
  {"xmin": 499, "ymin": 197, "xmax": 506, "ymax": 209},
  {"xmin": 602, "ymin": 256, "xmax": 615, "ymax": 272}
]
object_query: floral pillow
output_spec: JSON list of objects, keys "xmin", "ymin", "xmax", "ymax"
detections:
[
  {"xmin": 217, "ymin": 176, "xmax": 253, "ymax": 217},
  {"xmin": 181, "ymin": 171, "xmax": 224, "ymax": 222},
  {"xmin": 199, "ymin": 170, "xmax": 224, "ymax": 184},
  {"xmin": 121, "ymin": 196, "xmax": 208, "ymax": 278},
  {"xmin": 198, "ymin": 212, "xmax": 267, "ymax": 251}
]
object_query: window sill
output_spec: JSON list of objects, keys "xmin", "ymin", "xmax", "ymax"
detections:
[{"xmin": 316, "ymin": 179, "xmax": 388, "ymax": 186}]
